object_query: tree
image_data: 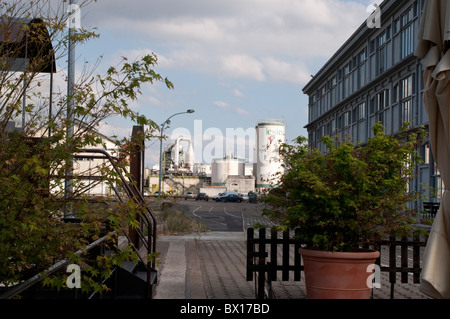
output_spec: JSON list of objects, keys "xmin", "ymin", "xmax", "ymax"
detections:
[{"xmin": 0, "ymin": 1, "xmax": 173, "ymax": 294}]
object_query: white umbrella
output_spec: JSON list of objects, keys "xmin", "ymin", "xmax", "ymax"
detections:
[{"xmin": 415, "ymin": 0, "xmax": 450, "ymax": 299}]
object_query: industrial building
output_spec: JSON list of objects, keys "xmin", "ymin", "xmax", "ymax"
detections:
[
  {"xmin": 147, "ymin": 119, "xmax": 286, "ymax": 196},
  {"xmin": 302, "ymin": 0, "xmax": 438, "ymax": 205},
  {"xmin": 254, "ymin": 120, "xmax": 286, "ymax": 189},
  {"xmin": 163, "ymin": 136, "xmax": 194, "ymax": 175}
]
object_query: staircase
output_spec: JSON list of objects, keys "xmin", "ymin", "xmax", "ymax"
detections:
[
  {"xmin": 166, "ymin": 174, "xmax": 187, "ymax": 189},
  {"xmin": 92, "ymin": 237, "xmax": 157, "ymax": 299},
  {"xmin": 0, "ymin": 149, "xmax": 158, "ymax": 300}
]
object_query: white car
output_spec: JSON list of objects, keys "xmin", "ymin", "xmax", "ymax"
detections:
[{"xmin": 185, "ymin": 191, "xmax": 195, "ymax": 199}]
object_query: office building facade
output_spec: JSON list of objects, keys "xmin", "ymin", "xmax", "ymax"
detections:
[{"xmin": 303, "ymin": 0, "xmax": 441, "ymax": 204}]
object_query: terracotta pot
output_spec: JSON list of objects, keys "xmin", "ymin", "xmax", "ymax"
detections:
[{"xmin": 299, "ymin": 247, "xmax": 380, "ymax": 299}]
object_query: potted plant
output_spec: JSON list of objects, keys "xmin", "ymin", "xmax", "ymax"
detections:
[{"xmin": 264, "ymin": 123, "xmax": 425, "ymax": 299}]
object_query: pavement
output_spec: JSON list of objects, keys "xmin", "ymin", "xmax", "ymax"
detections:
[{"xmin": 152, "ymin": 203, "xmax": 432, "ymax": 300}]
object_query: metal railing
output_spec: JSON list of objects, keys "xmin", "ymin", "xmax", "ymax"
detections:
[
  {"xmin": 0, "ymin": 148, "xmax": 157, "ymax": 299},
  {"xmin": 76, "ymin": 148, "xmax": 157, "ymax": 273}
]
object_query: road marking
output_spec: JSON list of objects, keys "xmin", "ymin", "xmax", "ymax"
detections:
[
  {"xmin": 192, "ymin": 205, "xmax": 227, "ymax": 226},
  {"xmin": 192, "ymin": 205, "xmax": 202, "ymax": 218},
  {"xmin": 223, "ymin": 207, "xmax": 242, "ymax": 219}
]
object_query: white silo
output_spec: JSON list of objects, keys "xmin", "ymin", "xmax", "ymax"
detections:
[
  {"xmin": 211, "ymin": 152, "xmax": 245, "ymax": 185},
  {"xmin": 255, "ymin": 120, "xmax": 285, "ymax": 189}
]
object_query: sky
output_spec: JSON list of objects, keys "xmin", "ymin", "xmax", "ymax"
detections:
[{"xmin": 55, "ymin": 0, "xmax": 383, "ymax": 168}]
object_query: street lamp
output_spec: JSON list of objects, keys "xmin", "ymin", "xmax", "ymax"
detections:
[{"xmin": 158, "ymin": 109, "xmax": 195, "ymax": 196}]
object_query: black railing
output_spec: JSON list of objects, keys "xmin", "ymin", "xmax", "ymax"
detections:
[
  {"xmin": 246, "ymin": 227, "xmax": 428, "ymax": 299},
  {"xmin": 0, "ymin": 148, "xmax": 157, "ymax": 299},
  {"xmin": 422, "ymin": 201, "xmax": 440, "ymax": 220},
  {"xmin": 76, "ymin": 149, "xmax": 157, "ymax": 276}
]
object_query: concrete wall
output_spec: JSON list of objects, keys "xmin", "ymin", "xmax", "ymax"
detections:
[{"xmin": 199, "ymin": 186, "xmax": 227, "ymax": 197}]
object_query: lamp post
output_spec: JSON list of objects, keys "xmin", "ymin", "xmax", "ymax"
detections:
[
  {"xmin": 64, "ymin": 0, "xmax": 76, "ymax": 219},
  {"xmin": 158, "ymin": 109, "xmax": 195, "ymax": 196}
]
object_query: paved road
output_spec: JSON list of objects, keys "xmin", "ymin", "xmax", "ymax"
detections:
[
  {"xmin": 178, "ymin": 199, "xmax": 272, "ymax": 231},
  {"xmin": 187, "ymin": 202, "xmax": 244, "ymax": 232}
]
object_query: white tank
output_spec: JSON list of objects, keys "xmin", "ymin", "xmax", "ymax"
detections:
[
  {"xmin": 255, "ymin": 120, "xmax": 285, "ymax": 188},
  {"xmin": 211, "ymin": 152, "xmax": 245, "ymax": 185},
  {"xmin": 165, "ymin": 136, "xmax": 195, "ymax": 172}
]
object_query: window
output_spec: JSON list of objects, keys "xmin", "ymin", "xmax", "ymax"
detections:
[
  {"xmin": 400, "ymin": 7, "xmax": 414, "ymax": 58},
  {"xmin": 343, "ymin": 62, "xmax": 351, "ymax": 99},
  {"xmin": 343, "ymin": 111, "xmax": 350, "ymax": 127},
  {"xmin": 393, "ymin": 83, "xmax": 399, "ymax": 103},
  {"xmin": 370, "ymin": 90, "xmax": 388, "ymax": 115},
  {"xmin": 356, "ymin": 102, "xmax": 366, "ymax": 143},
  {"xmin": 370, "ymin": 39, "xmax": 375, "ymax": 54},
  {"xmin": 377, "ymin": 31, "xmax": 388, "ymax": 75},
  {"xmin": 401, "ymin": 100, "xmax": 412, "ymax": 123},
  {"xmin": 359, "ymin": 103, "xmax": 365, "ymax": 121},
  {"xmin": 377, "ymin": 90, "xmax": 385, "ymax": 111},
  {"xmin": 357, "ymin": 49, "xmax": 367, "ymax": 89},
  {"xmin": 400, "ymin": 75, "xmax": 414, "ymax": 124},
  {"xmin": 393, "ymin": 18, "xmax": 400, "ymax": 34},
  {"xmin": 326, "ymin": 119, "xmax": 336, "ymax": 137},
  {"xmin": 370, "ymin": 97, "xmax": 376, "ymax": 115}
]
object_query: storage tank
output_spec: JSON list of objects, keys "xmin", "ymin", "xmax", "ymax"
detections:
[
  {"xmin": 211, "ymin": 152, "xmax": 245, "ymax": 185},
  {"xmin": 255, "ymin": 120, "xmax": 285, "ymax": 189},
  {"xmin": 164, "ymin": 136, "xmax": 194, "ymax": 173}
]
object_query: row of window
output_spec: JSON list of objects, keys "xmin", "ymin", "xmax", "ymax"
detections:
[
  {"xmin": 308, "ymin": 3, "xmax": 420, "ymax": 123},
  {"xmin": 310, "ymin": 74, "xmax": 416, "ymax": 148}
]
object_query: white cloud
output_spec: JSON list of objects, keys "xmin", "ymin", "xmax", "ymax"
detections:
[
  {"xmin": 84, "ymin": 0, "xmax": 369, "ymax": 85},
  {"xmin": 263, "ymin": 57, "xmax": 312, "ymax": 84},
  {"xmin": 213, "ymin": 101, "xmax": 252, "ymax": 117},
  {"xmin": 221, "ymin": 54, "xmax": 265, "ymax": 82},
  {"xmin": 232, "ymin": 88, "xmax": 244, "ymax": 98}
]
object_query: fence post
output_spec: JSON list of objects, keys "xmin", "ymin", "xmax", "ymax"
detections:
[
  {"xmin": 401, "ymin": 235, "xmax": 408, "ymax": 283},
  {"xmin": 282, "ymin": 230, "xmax": 289, "ymax": 281},
  {"xmin": 257, "ymin": 228, "xmax": 266, "ymax": 299},
  {"xmin": 270, "ymin": 228, "xmax": 277, "ymax": 281},
  {"xmin": 294, "ymin": 228, "xmax": 302, "ymax": 281},
  {"xmin": 246, "ymin": 228, "xmax": 254, "ymax": 281},
  {"xmin": 413, "ymin": 232, "xmax": 421, "ymax": 284},
  {"xmin": 389, "ymin": 236, "xmax": 396, "ymax": 299}
]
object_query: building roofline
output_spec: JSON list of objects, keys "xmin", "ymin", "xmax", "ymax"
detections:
[
  {"xmin": 302, "ymin": 0, "xmax": 405, "ymax": 94},
  {"xmin": 304, "ymin": 54, "xmax": 418, "ymax": 129}
]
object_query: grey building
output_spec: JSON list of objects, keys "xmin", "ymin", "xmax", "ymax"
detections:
[{"xmin": 302, "ymin": 0, "xmax": 441, "ymax": 205}]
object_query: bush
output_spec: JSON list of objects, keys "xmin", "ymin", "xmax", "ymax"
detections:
[{"xmin": 264, "ymin": 123, "xmax": 426, "ymax": 252}]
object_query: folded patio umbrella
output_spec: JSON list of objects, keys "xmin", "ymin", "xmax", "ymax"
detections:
[{"xmin": 415, "ymin": 0, "xmax": 450, "ymax": 299}]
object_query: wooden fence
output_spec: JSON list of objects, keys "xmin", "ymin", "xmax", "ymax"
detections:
[
  {"xmin": 246, "ymin": 227, "xmax": 428, "ymax": 299},
  {"xmin": 422, "ymin": 202, "xmax": 440, "ymax": 220}
]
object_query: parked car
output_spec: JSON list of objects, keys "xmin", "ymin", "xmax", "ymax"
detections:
[
  {"xmin": 213, "ymin": 193, "xmax": 225, "ymax": 202},
  {"xmin": 196, "ymin": 193, "xmax": 209, "ymax": 201},
  {"xmin": 222, "ymin": 194, "xmax": 242, "ymax": 203},
  {"xmin": 248, "ymin": 192, "xmax": 258, "ymax": 203},
  {"xmin": 185, "ymin": 191, "xmax": 195, "ymax": 200},
  {"xmin": 238, "ymin": 193, "xmax": 249, "ymax": 202},
  {"xmin": 214, "ymin": 191, "xmax": 239, "ymax": 202}
]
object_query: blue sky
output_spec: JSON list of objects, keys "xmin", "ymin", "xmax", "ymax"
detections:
[{"xmin": 59, "ymin": 0, "xmax": 383, "ymax": 168}]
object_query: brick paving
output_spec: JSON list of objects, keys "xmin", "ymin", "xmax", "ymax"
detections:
[{"xmin": 154, "ymin": 203, "xmax": 431, "ymax": 299}]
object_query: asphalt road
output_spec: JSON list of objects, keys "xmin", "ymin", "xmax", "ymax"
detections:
[{"xmin": 179, "ymin": 200, "xmax": 248, "ymax": 232}]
